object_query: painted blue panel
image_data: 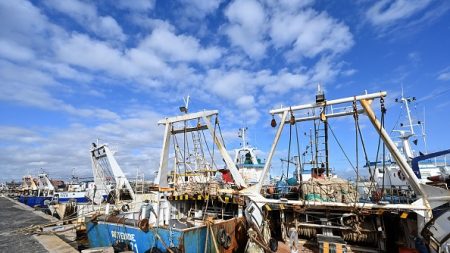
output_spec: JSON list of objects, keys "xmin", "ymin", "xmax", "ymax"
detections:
[
  {"xmin": 58, "ymin": 197, "xmax": 89, "ymax": 203},
  {"xmin": 19, "ymin": 196, "xmax": 52, "ymax": 208},
  {"xmin": 87, "ymin": 221, "xmax": 193, "ymax": 253}
]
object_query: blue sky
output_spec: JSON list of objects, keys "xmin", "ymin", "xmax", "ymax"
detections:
[{"xmin": 0, "ymin": 0, "xmax": 449, "ymax": 181}]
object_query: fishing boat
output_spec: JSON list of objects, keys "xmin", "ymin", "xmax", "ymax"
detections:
[
  {"xmin": 17, "ymin": 174, "xmax": 51, "ymax": 208},
  {"xmin": 48, "ymin": 142, "xmax": 136, "ymax": 220},
  {"xmin": 85, "ymin": 103, "xmax": 248, "ymax": 252},
  {"xmin": 233, "ymin": 127, "xmax": 266, "ymax": 185},
  {"xmin": 240, "ymin": 89, "xmax": 450, "ymax": 252},
  {"xmin": 369, "ymin": 92, "xmax": 450, "ymax": 202}
]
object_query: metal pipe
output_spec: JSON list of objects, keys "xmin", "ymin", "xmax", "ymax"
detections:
[
  {"xmin": 157, "ymin": 110, "xmax": 218, "ymax": 124},
  {"xmin": 253, "ymin": 111, "xmax": 289, "ymax": 193},
  {"xmin": 284, "ymin": 109, "xmax": 364, "ymax": 124},
  {"xmin": 270, "ymin": 92, "xmax": 386, "ymax": 114},
  {"xmin": 295, "ymin": 222, "xmax": 353, "ymax": 230},
  {"xmin": 253, "ymin": 197, "xmax": 430, "ymax": 211}
]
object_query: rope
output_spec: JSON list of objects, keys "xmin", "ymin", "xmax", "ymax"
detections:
[
  {"xmin": 150, "ymin": 227, "xmax": 175, "ymax": 253},
  {"xmin": 212, "ymin": 116, "xmax": 218, "ymax": 168},
  {"xmin": 248, "ymin": 229, "xmax": 273, "ymax": 252},
  {"xmin": 201, "ymin": 129, "xmax": 217, "ymax": 170},
  {"xmin": 287, "ymin": 113, "xmax": 293, "ymax": 177},
  {"xmin": 328, "ymin": 123, "xmax": 357, "ymax": 173},
  {"xmin": 183, "ymin": 120, "xmax": 187, "ymax": 181},
  {"xmin": 353, "ymin": 100, "xmax": 359, "ymax": 205},
  {"xmin": 295, "ymin": 122, "xmax": 303, "ymax": 184},
  {"xmin": 205, "ymin": 218, "xmax": 220, "ymax": 253},
  {"xmin": 216, "ymin": 116, "xmax": 227, "ymax": 149}
]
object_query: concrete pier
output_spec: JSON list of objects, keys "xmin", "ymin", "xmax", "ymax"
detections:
[{"xmin": 0, "ymin": 196, "xmax": 78, "ymax": 253}]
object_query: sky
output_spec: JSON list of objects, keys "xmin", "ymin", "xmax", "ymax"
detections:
[{"xmin": 0, "ymin": 0, "xmax": 449, "ymax": 182}]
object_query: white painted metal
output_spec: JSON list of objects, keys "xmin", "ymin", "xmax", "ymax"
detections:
[
  {"xmin": 103, "ymin": 145, "xmax": 135, "ymax": 200},
  {"xmin": 270, "ymin": 91, "xmax": 387, "ymax": 114},
  {"xmin": 247, "ymin": 110, "xmax": 288, "ymax": 194},
  {"xmin": 157, "ymin": 110, "xmax": 218, "ymax": 125},
  {"xmin": 203, "ymin": 115, "xmax": 247, "ymax": 188},
  {"xmin": 90, "ymin": 143, "xmax": 135, "ymax": 201},
  {"xmin": 155, "ymin": 110, "xmax": 247, "ymax": 188},
  {"xmin": 154, "ymin": 123, "xmax": 171, "ymax": 188}
]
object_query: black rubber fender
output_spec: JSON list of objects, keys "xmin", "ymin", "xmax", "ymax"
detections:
[
  {"xmin": 147, "ymin": 247, "xmax": 163, "ymax": 253},
  {"xmin": 169, "ymin": 247, "xmax": 182, "ymax": 253},
  {"xmin": 217, "ymin": 228, "xmax": 227, "ymax": 245},
  {"xmin": 269, "ymin": 238, "xmax": 278, "ymax": 252},
  {"xmin": 223, "ymin": 234, "xmax": 232, "ymax": 249}
]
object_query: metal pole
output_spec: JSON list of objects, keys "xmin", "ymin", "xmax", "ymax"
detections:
[
  {"xmin": 254, "ymin": 111, "xmax": 289, "ymax": 193},
  {"xmin": 270, "ymin": 92, "xmax": 387, "ymax": 114}
]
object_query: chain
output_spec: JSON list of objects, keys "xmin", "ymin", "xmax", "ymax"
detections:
[{"xmin": 352, "ymin": 99, "xmax": 358, "ymax": 120}]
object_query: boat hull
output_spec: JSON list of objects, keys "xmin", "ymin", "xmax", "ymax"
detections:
[
  {"xmin": 18, "ymin": 195, "xmax": 52, "ymax": 208},
  {"xmin": 54, "ymin": 191, "xmax": 89, "ymax": 203},
  {"xmin": 86, "ymin": 217, "xmax": 245, "ymax": 253}
]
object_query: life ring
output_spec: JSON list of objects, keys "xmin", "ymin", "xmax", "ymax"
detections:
[
  {"xmin": 397, "ymin": 170, "xmax": 406, "ymax": 181},
  {"xmin": 121, "ymin": 204, "xmax": 130, "ymax": 212}
]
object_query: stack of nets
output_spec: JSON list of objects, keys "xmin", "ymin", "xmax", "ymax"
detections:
[{"xmin": 301, "ymin": 178, "xmax": 358, "ymax": 203}]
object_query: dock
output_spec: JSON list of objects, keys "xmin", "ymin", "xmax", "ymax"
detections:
[{"xmin": 0, "ymin": 196, "xmax": 78, "ymax": 253}]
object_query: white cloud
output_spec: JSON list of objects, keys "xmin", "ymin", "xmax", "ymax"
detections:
[
  {"xmin": 139, "ymin": 28, "xmax": 222, "ymax": 63},
  {"xmin": 309, "ymin": 57, "xmax": 340, "ymax": 84},
  {"xmin": 366, "ymin": 0, "xmax": 431, "ymax": 26},
  {"xmin": 116, "ymin": 0, "xmax": 155, "ymax": 12},
  {"xmin": 341, "ymin": 69, "xmax": 357, "ymax": 77},
  {"xmin": 0, "ymin": 126, "xmax": 43, "ymax": 144},
  {"xmin": 271, "ymin": 9, "xmax": 353, "ymax": 59},
  {"xmin": 265, "ymin": 0, "xmax": 314, "ymax": 13},
  {"xmin": 437, "ymin": 72, "xmax": 450, "ymax": 81},
  {"xmin": 0, "ymin": 0, "xmax": 61, "ymax": 49},
  {"xmin": 0, "ymin": 0, "xmax": 360, "ymax": 180},
  {"xmin": 0, "ymin": 39, "xmax": 35, "ymax": 61},
  {"xmin": 224, "ymin": 0, "xmax": 267, "ymax": 59},
  {"xmin": 235, "ymin": 95, "xmax": 255, "ymax": 108},
  {"xmin": 207, "ymin": 69, "xmax": 251, "ymax": 100},
  {"xmin": 0, "ymin": 59, "xmax": 120, "ymax": 120},
  {"xmin": 54, "ymin": 33, "xmax": 133, "ymax": 75},
  {"xmin": 0, "ymin": 110, "xmax": 165, "ymax": 180},
  {"xmin": 179, "ymin": 0, "xmax": 223, "ymax": 18},
  {"xmin": 263, "ymin": 70, "xmax": 309, "ymax": 94},
  {"xmin": 44, "ymin": 0, "xmax": 126, "ymax": 41}
]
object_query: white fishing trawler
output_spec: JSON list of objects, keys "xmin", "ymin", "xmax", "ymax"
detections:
[
  {"xmin": 370, "ymin": 92, "xmax": 450, "ymax": 198},
  {"xmin": 84, "ymin": 98, "xmax": 249, "ymax": 253},
  {"xmin": 240, "ymin": 89, "xmax": 450, "ymax": 253},
  {"xmin": 233, "ymin": 127, "xmax": 266, "ymax": 186}
]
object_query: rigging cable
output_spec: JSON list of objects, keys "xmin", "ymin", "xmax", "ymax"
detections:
[
  {"xmin": 328, "ymin": 123, "xmax": 357, "ymax": 174},
  {"xmin": 295, "ymin": 120, "xmax": 303, "ymax": 184},
  {"xmin": 287, "ymin": 109, "xmax": 293, "ymax": 178},
  {"xmin": 353, "ymin": 100, "xmax": 360, "ymax": 205},
  {"xmin": 184, "ymin": 120, "xmax": 187, "ymax": 181}
]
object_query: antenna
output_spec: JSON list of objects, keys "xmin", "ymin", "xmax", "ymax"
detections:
[
  {"xmin": 395, "ymin": 90, "xmax": 415, "ymax": 135},
  {"xmin": 238, "ymin": 127, "xmax": 248, "ymax": 148}
]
